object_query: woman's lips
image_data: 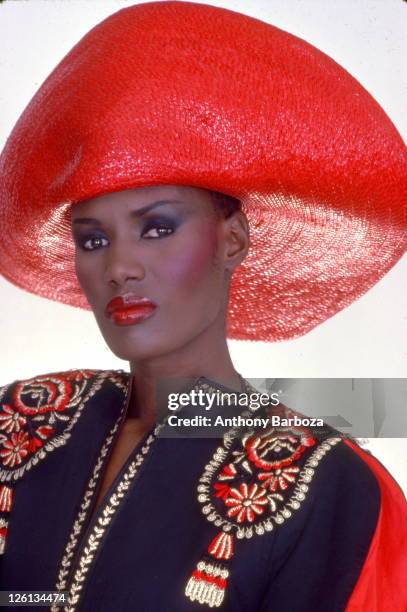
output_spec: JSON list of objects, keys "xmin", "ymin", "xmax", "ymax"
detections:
[{"xmin": 105, "ymin": 295, "xmax": 157, "ymax": 326}]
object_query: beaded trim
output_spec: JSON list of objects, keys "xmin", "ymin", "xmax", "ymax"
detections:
[
  {"xmin": 0, "ymin": 383, "xmax": 8, "ymax": 403},
  {"xmin": 0, "ymin": 517, "xmax": 8, "ymax": 554},
  {"xmin": 52, "ymin": 377, "xmax": 131, "ymax": 602},
  {"xmin": 0, "ymin": 371, "xmax": 117, "ymax": 482},
  {"xmin": 54, "ymin": 428, "xmax": 160, "ymax": 612},
  {"xmin": 0, "ymin": 370, "xmax": 129, "ymax": 559},
  {"xmin": 184, "ymin": 389, "xmax": 342, "ymax": 609},
  {"xmin": 197, "ymin": 436, "xmax": 342, "ymax": 539}
]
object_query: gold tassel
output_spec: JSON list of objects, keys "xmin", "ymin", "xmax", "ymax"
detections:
[{"xmin": 185, "ymin": 531, "xmax": 234, "ymax": 608}]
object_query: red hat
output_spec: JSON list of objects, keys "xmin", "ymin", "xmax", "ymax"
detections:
[{"xmin": 0, "ymin": 1, "xmax": 405, "ymax": 341}]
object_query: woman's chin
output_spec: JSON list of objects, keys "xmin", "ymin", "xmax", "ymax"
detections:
[
  {"xmin": 106, "ymin": 341, "xmax": 161, "ymax": 363},
  {"xmin": 102, "ymin": 331, "xmax": 177, "ymax": 364},
  {"xmin": 97, "ymin": 311, "xmax": 220, "ymax": 364}
]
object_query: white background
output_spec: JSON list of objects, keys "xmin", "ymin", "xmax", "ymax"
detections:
[{"xmin": 0, "ymin": 1, "xmax": 406, "ymax": 490}]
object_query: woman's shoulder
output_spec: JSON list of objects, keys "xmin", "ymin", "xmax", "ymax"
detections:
[
  {"xmin": 311, "ymin": 435, "xmax": 381, "ymax": 494},
  {"xmin": 0, "ymin": 369, "xmax": 129, "ymax": 484},
  {"xmin": 192, "ymin": 419, "xmax": 406, "ymax": 609},
  {"xmin": 0, "ymin": 369, "xmax": 130, "ymax": 554},
  {"xmin": 198, "ymin": 406, "xmax": 404, "ymax": 548},
  {"xmin": 254, "ymin": 403, "xmax": 400, "ymax": 505},
  {"xmin": 0, "ymin": 368, "xmax": 129, "ymax": 398}
]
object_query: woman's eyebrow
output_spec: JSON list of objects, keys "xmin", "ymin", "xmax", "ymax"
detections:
[
  {"xmin": 72, "ymin": 199, "xmax": 185, "ymax": 225},
  {"xmin": 130, "ymin": 199, "xmax": 184, "ymax": 217}
]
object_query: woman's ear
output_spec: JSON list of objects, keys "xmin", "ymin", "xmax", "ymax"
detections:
[{"xmin": 222, "ymin": 211, "xmax": 250, "ymax": 272}]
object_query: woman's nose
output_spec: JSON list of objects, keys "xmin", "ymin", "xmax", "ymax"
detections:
[{"xmin": 103, "ymin": 245, "xmax": 146, "ymax": 287}]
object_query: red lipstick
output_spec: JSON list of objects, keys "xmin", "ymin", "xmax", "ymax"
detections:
[{"xmin": 105, "ymin": 294, "xmax": 157, "ymax": 326}]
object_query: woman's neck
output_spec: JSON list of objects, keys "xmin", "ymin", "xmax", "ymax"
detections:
[{"xmin": 126, "ymin": 328, "xmax": 241, "ymax": 423}]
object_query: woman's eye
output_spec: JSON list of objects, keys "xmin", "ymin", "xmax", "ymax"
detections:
[
  {"xmin": 142, "ymin": 224, "xmax": 175, "ymax": 239},
  {"xmin": 82, "ymin": 236, "xmax": 109, "ymax": 251}
]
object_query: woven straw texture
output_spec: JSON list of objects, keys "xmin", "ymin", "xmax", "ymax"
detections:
[{"xmin": 0, "ymin": 1, "xmax": 406, "ymax": 341}]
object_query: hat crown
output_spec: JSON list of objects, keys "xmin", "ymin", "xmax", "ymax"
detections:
[{"xmin": 0, "ymin": 1, "xmax": 405, "ymax": 340}]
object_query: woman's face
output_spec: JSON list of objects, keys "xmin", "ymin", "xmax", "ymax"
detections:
[{"xmin": 71, "ymin": 185, "xmax": 247, "ymax": 363}]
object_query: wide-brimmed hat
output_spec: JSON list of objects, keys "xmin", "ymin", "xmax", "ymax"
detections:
[{"xmin": 0, "ymin": 1, "xmax": 405, "ymax": 341}]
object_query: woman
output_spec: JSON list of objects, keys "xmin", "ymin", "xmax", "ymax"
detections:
[
  {"xmin": 1, "ymin": 1, "xmax": 407, "ymax": 380},
  {"xmin": 0, "ymin": 2, "xmax": 406, "ymax": 611}
]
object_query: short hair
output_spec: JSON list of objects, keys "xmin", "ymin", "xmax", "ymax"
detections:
[{"xmin": 208, "ymin": 189, "xmax": 241, "ymax": 218}]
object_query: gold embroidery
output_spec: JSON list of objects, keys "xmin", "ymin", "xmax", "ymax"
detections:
[
  {"xmin": 0, "ymin": 371, "xmax": 117, "ymax": 482},
  {"xmin": 185, "ymin": 560, "xmax": 229, "ymax": 607},
  {"xmin": 53, "ymin": 389, "xmax": 129, "ymax": 596},
  {"xmin": 197, "ymin": 436, "xmax": 341, "ymax": 538},
  {"xmin": 184, "ymin": 385, "xmax": 342, "ymax": 610},
  {"xmin": 54, "ymin": 430, "xmax": 159, "ymax": 612},
  {"xmin": 0, "ymin": 517, "xmax": 8, "ymax": 554},
  {"xmin": 0, "ymin": 485, "xmax": 13, "ymax": 512},
  {"xmin": 0, "ymin": 382, "xmax": 9, "ymax": 403}
]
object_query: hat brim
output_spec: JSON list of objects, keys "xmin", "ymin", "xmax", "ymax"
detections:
[{"xmin": 0, "ymin": 1, "xmax": 406, "ymax": 341}]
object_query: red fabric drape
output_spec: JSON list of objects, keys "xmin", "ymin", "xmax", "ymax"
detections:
[{"xmin": 345, "ymin": 440, "xmax": 407, "ymax": 611}]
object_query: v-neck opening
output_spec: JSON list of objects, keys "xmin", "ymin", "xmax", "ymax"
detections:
[
  {"xmin": 87, "ymin": 425, "xmax": 155, "ymax": 525},
  {"xmin": 53, "ymin": 372, "xmax": 252, "ymax": 609},
  {"xmin": 55, "ymin": 374, "xmax": 134, "ymax": 594}
]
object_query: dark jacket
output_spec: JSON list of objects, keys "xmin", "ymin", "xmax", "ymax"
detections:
[{"xmin": 0, "ymin": 370, "xmax": 405, "ymax": 611}]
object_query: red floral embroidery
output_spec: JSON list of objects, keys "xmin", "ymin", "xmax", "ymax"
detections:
[
  {"xmin": 0, "ymin": 370, "xmax": 116, "ymax": 479},
  {"xmin": 0, "ymin": 431, "xmax": 30, "ymax": 467},
  {"xmin": 0, "ymin": 485, "xmax": 13, "ymax": 512},
  {"xmin": 218, "ymin": 463, "xmax": 237, "ymax": 481},
  {"xmin": 27, "ymin": 437, "xmax": 44, "ymax": 453},
  {"xmin": 244, "ymin": 430, "xmax": 315, "ymax": 471},
  {"xmin": 0, "ymin": 518, "xmax": 8, "ymax": 554},
  {"xmin": 13, "ymin": 376, "xmax": 72, "ymax": 415},
  {"xmin": 258, "ymin": 466, "xmax": 300, "ymax": 491},
  {"xmin": 36, "ymin": 426, "xmax": 55, "ymax": 440},
  {"xmin": 0, "ymin": 404, "xmax": 26, "ymax": 433},
  {"xmin": 208, "ymin": 425, "xmax": 318, "ymax": 530},
  {"xmin": 66, "ymin": 370, "xmax": 96, "ymax": 382},
  {"xmin": 213, "ymin": 483, "xmax": 231, "ymax": 501},
  {"xmin": 225, "ymin": 483, "xmax": 268, "ymax": 523},
  {"xmin": 208, "ymin": 532, "xmax": 234, "ymax": 560}
]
